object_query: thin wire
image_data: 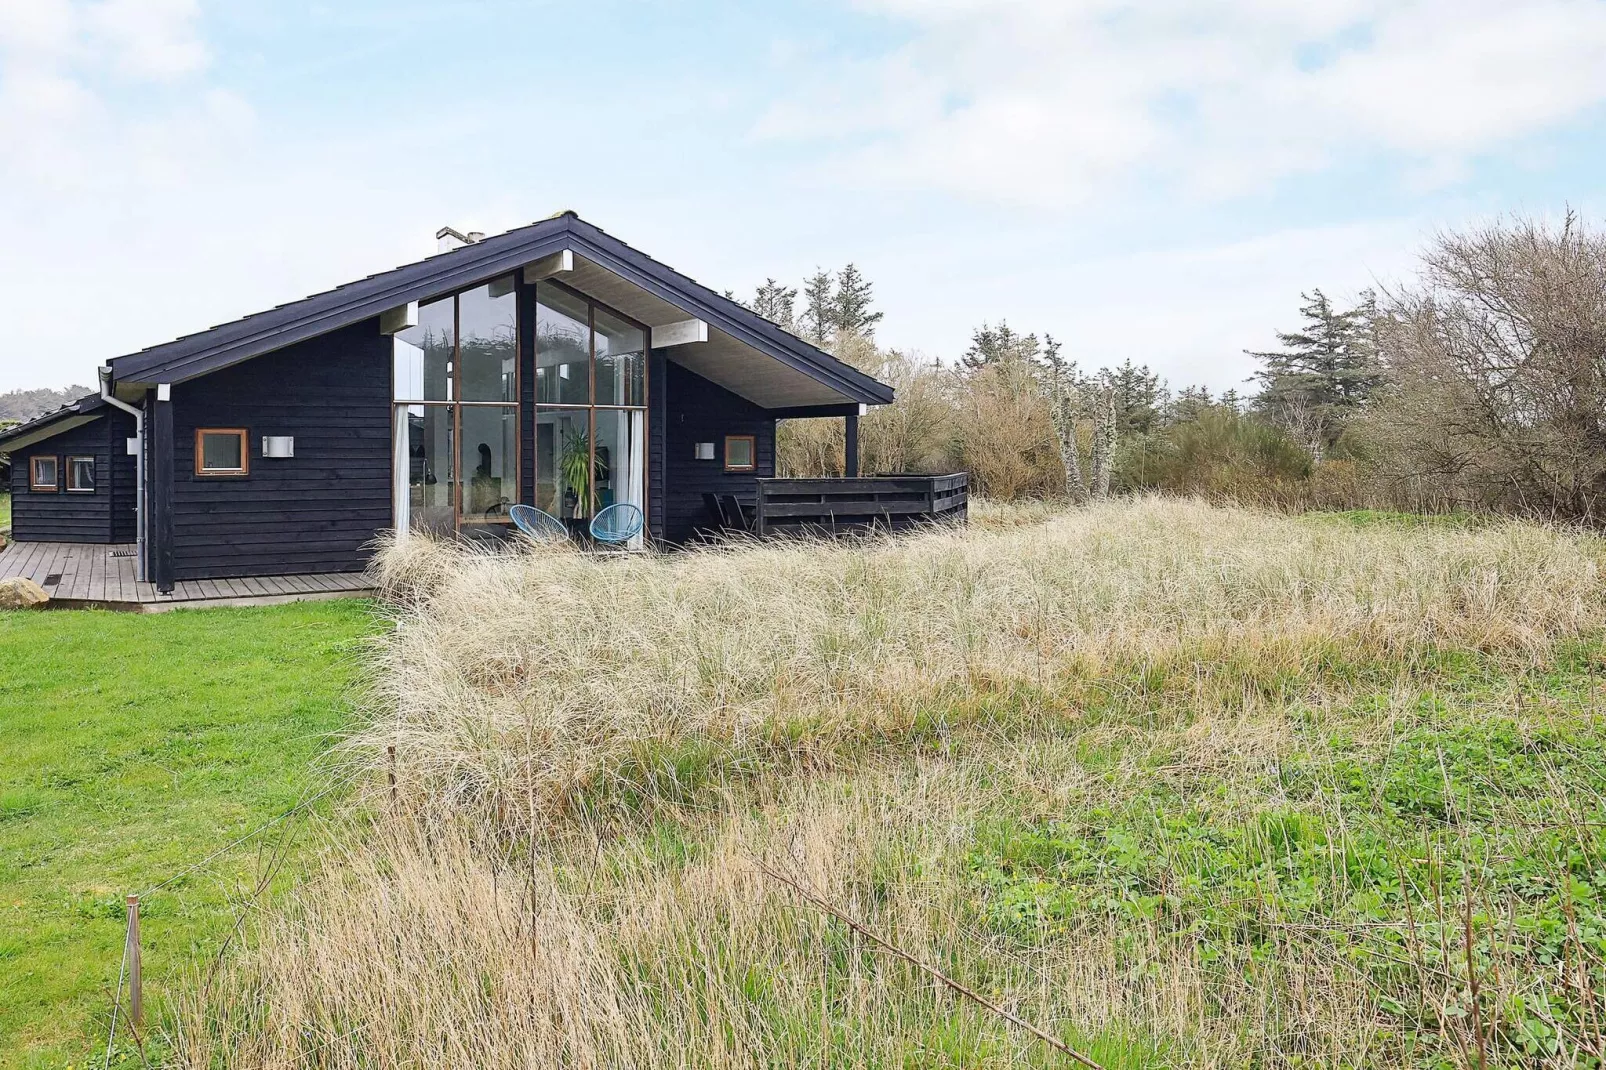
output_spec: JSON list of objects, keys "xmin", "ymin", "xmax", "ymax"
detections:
[
  {"xmin": 103, "ymin": 921, "xmax": 130, "ymax": 1070},
  {"xmin": 100, "ymin": 766, "xmax": 369, "ymax": 1064},
  {"xmin": 138, "ymin": 768, "xmax": 362, "ymax": 899},
  {"xmin": 749, "ymin": 854, "xmax": 1106, "ymax": 1070}
]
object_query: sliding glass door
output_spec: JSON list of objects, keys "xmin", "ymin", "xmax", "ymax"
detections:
[{"xmin": 533, "ymin": 281, "xmax": 647, "ymax": 543}]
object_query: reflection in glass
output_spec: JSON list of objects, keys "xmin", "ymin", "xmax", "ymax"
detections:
[
  {"xmin": 536, "ymin": 285, "xmax": 591, "ymax": 405},
  {"xmin": 594, "ymin": 307, "xmax": 644, "ymax": 406},
  {"xmin": 536, "ymin": 409, "xmax": 591, "ymax": 519},
  {"xmin": 403, "ymin": 404, "xmax": 455, "ymax": 535},
  {"xmin": 394, "ymin": 297, "xmax": 454, "ymax": 402},
  {"xmin": 458, "ymin": 278, "xmax": 517, "ymax": 402},
  {"xmin": 200, "ymin": 432, "xmax": 244, "ymax": 472},
  {"xmin": 460, "ymin": 405, "xmax": 519, "ymax": 528}
]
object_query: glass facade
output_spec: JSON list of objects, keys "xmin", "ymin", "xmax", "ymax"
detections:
[
  {"xmin": 535, "ymin": 285, "xmax": 590, "ymax": 406},
  {"xmin": 393, "ymin": 278, "xmax": 519, "ymax": 535},
  {"xmin": 393, "ymin": 275, "xmax": 649, "ymax": 543},
  {"xmin": 458, "ymin": 279, "xmax": 517, "ymax": 402},
  {"xmin": 535, "ymin": 408, "xmax": 591, "ymax": 517},
  {"xmin": 533, "ymin": 281, "xmax": 649, "ymax": 545},
  {"xmin": 401, "ymin": 404, "xmax": 455, "ymax": 535},
  {"xmin": 594, "ymin": 307, "xmax": 645, "ymax": 407},
  {"xmin": 459, "ymin": 404, "xmax": 519, "ymax": 525}
]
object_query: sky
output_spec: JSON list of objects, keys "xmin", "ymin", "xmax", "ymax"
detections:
[{"xmin": 2, "ymin": 0, "xmax": 1605, "ymax": 395}]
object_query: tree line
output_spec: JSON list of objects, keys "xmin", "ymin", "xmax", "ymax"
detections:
[
  {"xmin": 758, "ymin": 211, "xmax": 1606, "ymax": 522},
  {"xmin": 0, "ymin": 384, "xmax": 94, "ymax": 425}
]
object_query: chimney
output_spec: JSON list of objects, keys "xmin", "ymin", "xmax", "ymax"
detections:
[{"xmin": 436, "ymin": 226, "xmax": 482, "ymax": 254}]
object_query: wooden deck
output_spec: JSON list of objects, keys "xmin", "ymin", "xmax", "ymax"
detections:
[
  {"xmin": 0, "ymin": 540, "xmax": 374, "ymax": 611},
  {"xmin": 755, "ymin": 473, "xmax": 969, "ymax": 537}
]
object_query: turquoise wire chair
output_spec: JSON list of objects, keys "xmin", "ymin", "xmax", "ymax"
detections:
[
  {"xmin": 509, "ymin": 504, "xmax": 570, "ymax": 544},
  {"xmin": 589, "ymin": 503, "xmax": 644, "ymax": 545}
]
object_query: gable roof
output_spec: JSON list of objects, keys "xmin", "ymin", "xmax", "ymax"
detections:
[
  {"xmin": 109, "ymin": 212, "xmax": 894, "ymax": 408},
  {"xmin": 0, "ymin": 393, "xmax": 107, "ymax": 453}
]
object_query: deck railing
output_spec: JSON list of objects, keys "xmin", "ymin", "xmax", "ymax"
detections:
[{"xmin": 754, "ymin": 473, "xmax": 968, "ymax": 537}]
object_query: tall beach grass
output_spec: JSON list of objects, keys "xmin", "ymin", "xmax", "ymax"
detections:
[
  {"xmin": 173, "ymin": 499, "xmax": 1606, "ymax": 1068},
  {"xmin": 361, "ymin": 497, "xmax": 1603, "ymax": 827}
]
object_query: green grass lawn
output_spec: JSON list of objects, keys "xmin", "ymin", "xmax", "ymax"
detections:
[
  {"xmin": 0, "ymin": 600, "xmax": 382, "ymax": 1068},
  {"xmin": 1, "ymin": 490, "xmax": 11, "ymax": 531}
]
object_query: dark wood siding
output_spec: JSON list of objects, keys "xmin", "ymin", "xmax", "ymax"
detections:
[
  {"xmin": 109, "ymin": 412, "xmax": 137, "ymax": 542},
  {"xmin": 649, "ymin": 349, "xmax": 667, "ymax": 541},
  {"xmin": 662, "ymin": 360, "xmax": 775, "ymax": 544},
  {"xmin": 168, "ymin": 319, "xmax": 392, "ymax": 579},
  {"xmin": 8, "ymin": 412, "xmax": 132, "ymax": 543}
]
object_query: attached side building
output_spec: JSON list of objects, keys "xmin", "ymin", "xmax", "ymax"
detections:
[
  {"xmin": 0, "ymin": 213, "xmax": 894, "ymax": 592},
  {"xmin": 3, "ymin": 395, "xmax": 138, "ymax": 544}
]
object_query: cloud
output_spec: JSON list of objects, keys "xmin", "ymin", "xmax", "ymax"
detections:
[
  {"xmin": 0, "ymin": 0, "xmax": 214, "ymax": 183},
  {"xmin": 86, "ymin": 0, "xmax": 208, "ymax": 79},
  {"xmin": 870, "ymin": 214, "xmax": 1424, "ymax": 391},
  {"xmin": 758, "ymin": 0, "xmax": 1606, "ymax": 205}
]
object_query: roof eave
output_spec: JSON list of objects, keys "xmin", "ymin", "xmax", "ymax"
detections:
[{"xmin": 105, "ymin": 213, "xmax": 896, "ymax": 407}]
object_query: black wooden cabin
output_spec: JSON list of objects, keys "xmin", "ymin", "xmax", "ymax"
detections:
[{"xmin": 0, "ymin": 213, "xmax": 957, "ymax": 593}]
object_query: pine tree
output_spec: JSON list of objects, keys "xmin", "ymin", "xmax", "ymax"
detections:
[
  {"xmin": 752, "ymin": 278, "xmax": 798, "ymax": 331},
  {"xmin": 800, "ymin": 269, "xmax": 835, "ymax": 344},
  {"xmin": 1169, "ymin": 385, "xmax": 1214, "ymax": 424},
  {"xmin": 832, "ymin": 263, "xmax": 883, "ymax": 338},
  {"xmin": 1247, "ymin": 289, "xmax": 1383, "ymax": 451},
  {"xmin": 1100, "ymin": 359, "xmax": 1163, "ymax": 435},
  {"xmin": 962, "ymin": 321, "xmax": 1040, "ymax": 369}
]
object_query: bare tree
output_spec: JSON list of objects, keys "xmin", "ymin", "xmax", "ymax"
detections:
[
  {"xmin": 1043, "ymin": 343, "xmax": 1088, "ymax": 503},
  {"xmin": 1366, "ymin": 211, "xmax": 1606, "ymax": 520},
  {"xmin": 1275, "ymin": 395, "xmax": 1329, "ymax": 465}
]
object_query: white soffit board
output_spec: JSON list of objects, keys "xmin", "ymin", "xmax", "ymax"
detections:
[
  {"xmin": 668, "ymin": 328, "xmax": 850, "ymax": 409},
  {"xmin": 563, "ymin": 255, "xmax": 690, "ymax": 326},
  {"xmin": 522, "ymin": 249, "xmax": 574, "ymax": 283},
  {"xmin": 651, "ymin": 319, "xmax": 709, "ymax": 348},
  {"xmin": 379, "ymin": 301, "xmax": 418, "ymax": 335}
]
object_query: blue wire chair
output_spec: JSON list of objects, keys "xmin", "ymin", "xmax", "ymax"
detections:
[
  {"xmin": 589, "ymin": 502, "xmax": 644, "ymax": 546},
  {"xmin": 509, "ymin": 504, "xmax": 570, "ymax": 544}
]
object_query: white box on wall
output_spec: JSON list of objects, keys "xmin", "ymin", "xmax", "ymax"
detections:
[
  {"xmin": 694, "ymin": 441, "xmax": 715, "ymax": 460},
  {"xmin": 262, "ymin": 436, "xmax": 295, "ymax": 458}
]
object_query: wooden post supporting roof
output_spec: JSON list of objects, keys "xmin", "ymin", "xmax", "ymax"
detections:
[{"xmin": 152, "ymin": 392, "xmax": 175, "ymax": 593}]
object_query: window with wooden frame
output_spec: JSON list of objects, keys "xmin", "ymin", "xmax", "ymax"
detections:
[
  {"xmin": 195, "ymin": 429, "xmax": 250, "ymax": 476},
  {"xmin": 66, "ymin": 456, "xmax": 96, "ymax": 492},
  {"xmin": 723, "ymin": 435, "xmax": 756, "ymax": 472},
  {"xmin": 29, "ymin": 456, "xmax": 59, "ymax": 491}
]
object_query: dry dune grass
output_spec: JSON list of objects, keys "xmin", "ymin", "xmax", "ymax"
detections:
[
  {"xmin": 361, "ymin": 497, "xmax": 1603, "ymax": 826},
  {"xmin": 176, "ymin": 752, "xmax": 1387, "ymax": 1069},
  {"xmin": 172, "ymin": 499, "xmax": 1606, "ymax": 1068}
]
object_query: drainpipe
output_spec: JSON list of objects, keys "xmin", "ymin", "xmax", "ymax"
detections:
[{"xmin": 98, "ymin": 366, "xmax": 145, "ymax": 582}]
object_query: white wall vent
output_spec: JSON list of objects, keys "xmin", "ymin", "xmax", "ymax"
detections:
[{"xmin": 262, "ymin": 436, "xmax": 295, "ymax": 458}]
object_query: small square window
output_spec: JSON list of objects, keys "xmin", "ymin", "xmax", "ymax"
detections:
[
  {"xmin": 724, "ymin": 435, "xmax": 756, "ymax": 472},
  {"xmin": 30, "ymin": 456, "xmax": 59, "ymax": 491},
  {"xmin": 195, "ymin": 429, "xmax": 249, "ymax": 476},
  {"xmin": 66, "ymin": 456, "xmax": 96, "ymax": 492}
]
